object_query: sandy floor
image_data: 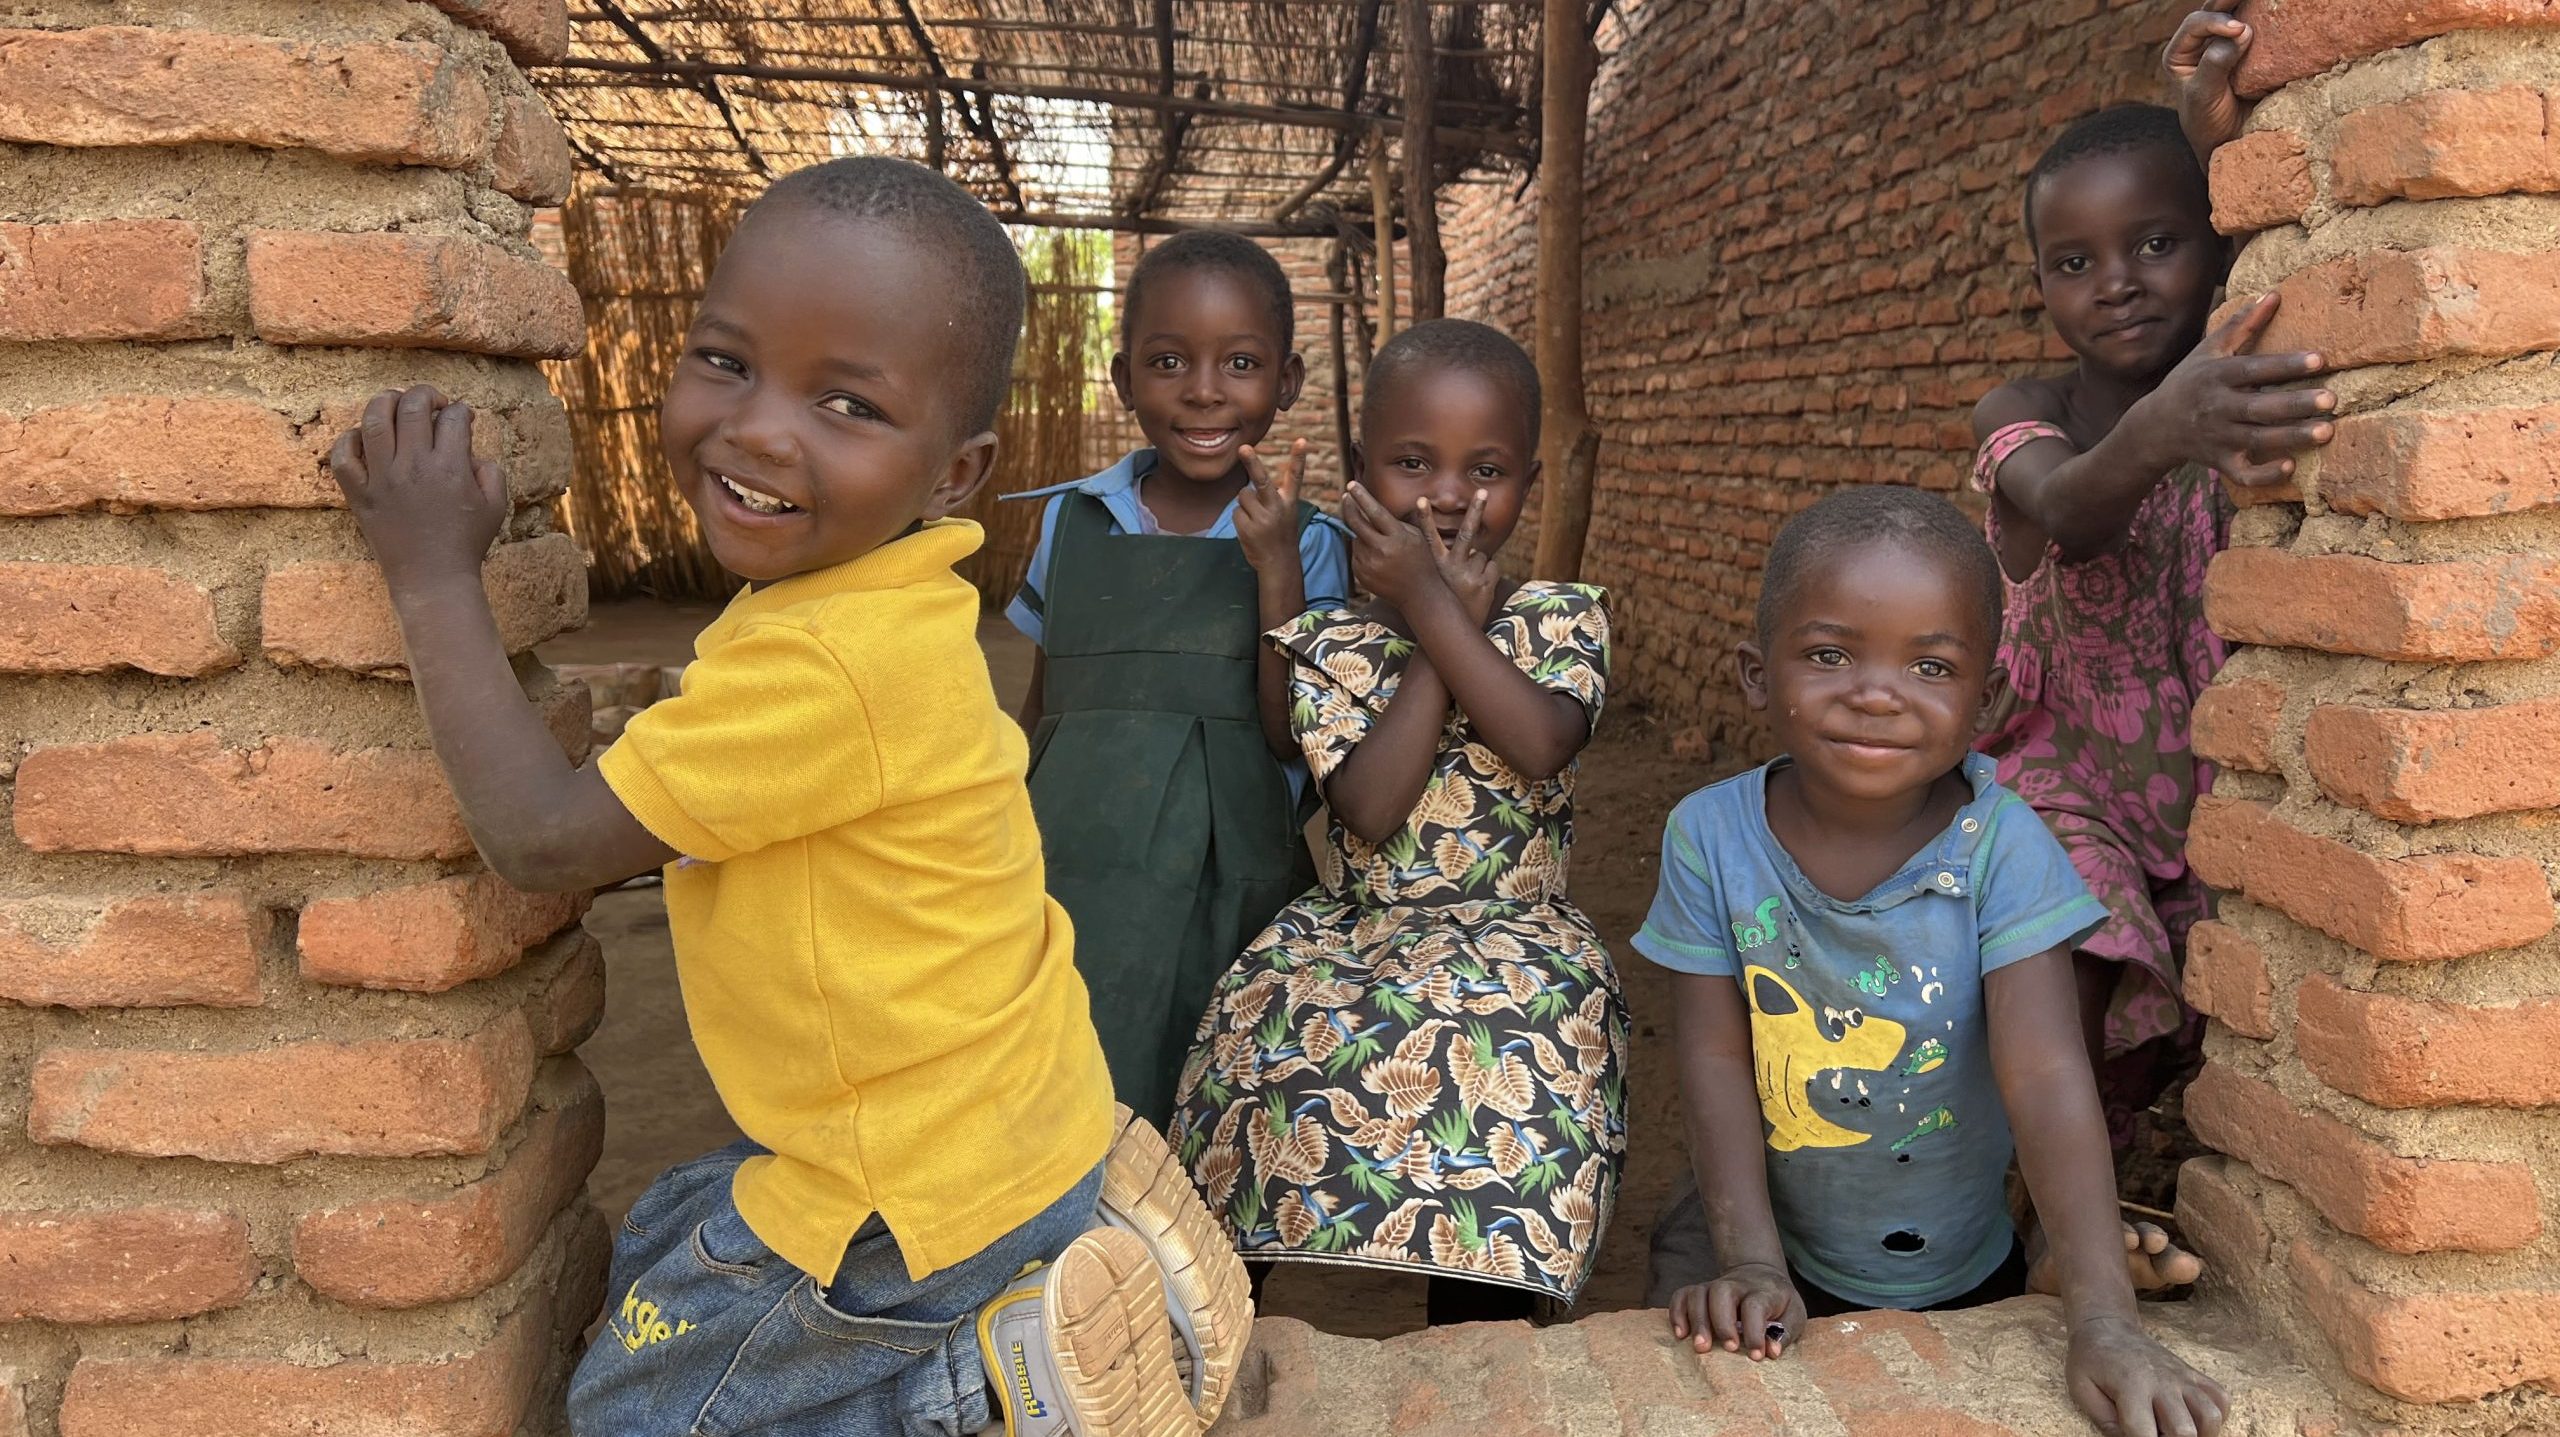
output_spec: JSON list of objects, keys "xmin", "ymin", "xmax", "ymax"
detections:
[{"xmin": 546, "ymin": 598, "xmax": 2192, "ymax": 1339}]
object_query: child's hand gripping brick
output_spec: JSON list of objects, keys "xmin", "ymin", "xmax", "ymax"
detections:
[
  {"xmin": 2165, "ymin": 1, "xmax": 2253, "ymax": 158},
  {"xmin": 327, "ymin": 385, "xmax": 509, "ymax": 589},
  {"xmin": 1668, "ymin": 1262, "xmax": 1808, "ymax": 1364},
  {"xmin": 2129, "ymin": 292, "xmax": 2334, "ymax": 488}
]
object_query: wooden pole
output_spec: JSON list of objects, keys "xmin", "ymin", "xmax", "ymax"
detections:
[
  {"xmin": 1398, "ymin": 0, "xmax": 1445, "ymax": 321},
  {"xmin": 1530, "ymin": 0, "xmax": 1600, "ymax": 582},
  {"xmin": 1328, "ymin": 237, "xmax": 1356, "ymax": 478},
  {"xmin": 1370, "ymin": 129, "xmax": 1398, "ymax": 342}
]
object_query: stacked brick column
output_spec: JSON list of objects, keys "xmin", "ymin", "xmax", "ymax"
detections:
[
  {"xmin": 2177, "ymin": 1, "xmax": 2560, "ymax": 1426},
  {"xmin": 0, "ymin": 5, "xmax": 603, "ymax": 1434}
]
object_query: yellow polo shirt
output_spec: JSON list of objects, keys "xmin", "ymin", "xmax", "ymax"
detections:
[{"xmin": 600, "ymin": 519, "xmax": 1112, "ymax": 1282}]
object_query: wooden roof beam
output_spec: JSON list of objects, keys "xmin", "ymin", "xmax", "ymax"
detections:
[
  {"xmin": 1270, "ymin": 0, "xmax": 1386, "ymax": 224},
  {"xmin": 587, "ymin": 0, "xmax": 774, "ymax": 178},
  {"xmin": 543, "ymin": 55, "xmax": 1530, "ymax": 158},
  {"xmin": 887, "ymin": 0, "xmax": 1026, "ymax": 211}
]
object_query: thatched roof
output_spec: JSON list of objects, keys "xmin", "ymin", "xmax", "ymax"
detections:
[{"xmin": 532, "ymin": 1, "xmax": 1547, "ymax": 230}]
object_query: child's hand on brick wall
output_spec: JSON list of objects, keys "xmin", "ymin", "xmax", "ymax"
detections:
[
  {"xmin": 327, "ymin": 385, "xmax": 509, "ymax": 590},
  {"xmin": 1667, "ymin": 1263, "xmax": 1807, "ymax": 1363},
  {"xmin": 2127, "ymin": 292, "xmax": 2334, "ymax": 488},
  {"xmin": 2165, "ymin": 1, "xmax": 2253, "ymax": 159}
]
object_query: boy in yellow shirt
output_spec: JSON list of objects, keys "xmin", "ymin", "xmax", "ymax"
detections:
[{"xmin": 327, "ymin": 158, "xmax": 1246, "ymax": 1437}]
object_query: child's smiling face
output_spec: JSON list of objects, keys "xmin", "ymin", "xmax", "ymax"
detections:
[
  {"xmin": 1355, "ymin": 362, "xmax": 1540, "ymax": 556},
  {"xmin": 658, "ymin": 211, "xmax": 994, "ymax": 584},
  {"xmin": 1112, "ymin": 266, "xmax": 1303, "ymax": 486},
  {"xmin": 2029, "ymin": 147, "xmax": 2225, "ymax": 384},
  {"xmin": 1740, "ymin": 539, "xmax": 2000, "ymax": 805}
]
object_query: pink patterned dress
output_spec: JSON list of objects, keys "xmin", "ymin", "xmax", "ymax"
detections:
[{"xmin": 1973, "ymin": 421, "xmax": 2230, "ymax": 1143}]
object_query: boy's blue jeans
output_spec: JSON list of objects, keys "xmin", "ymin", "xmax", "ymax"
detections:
[{"xmin": 569, "ymin": 1140, "xmax": 1105, "ymax": 1437}]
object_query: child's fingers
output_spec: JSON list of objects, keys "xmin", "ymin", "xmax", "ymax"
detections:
[
  {"xmin": 434, "ymin": 399, "xmax": 474, "ymax": 463},
  {"xmin": 2236, "ymin": 387, "xmax": 2335, "ymax": 424},
  {"xmin": 2223, "ymin": 351, "xmax": 2328, "ymax": 389},
  {"xmin": 326, "ymin": 428, "xmax": 367, "ymax": 496},
  {"xmin": 358, "ymin": 389, "xmax": 401, "ymax": 480},
  {"xmin": 473, "ymin": 457, "xmax": 508, "ymax": 514},
  {"xmin": 1341, "ymin": 482, "xmax": 1380, "ymax": 534},
  {"xmin": 391, "ymin": 384, "xmax": 440, "ymax": 461},
  {"xmin": 1419, "ymin": 497, "xmax": 1450, "ymax": 559},
  {"xmin": 2205, "ymin": 291, "xmax": 2282, "ymax": 356},
  {"xmin": 1703, "ymin": 1283, "xmax": 1744, "ymax": 1353},
  {"xmin": 1280, "ymin": 437, "xmax": 1308, "ymax": 502},
  {"xmin": 1239, "ymin": 443, "xmax": 1270, "ymax": 494},
  {"xmin": 1735, "ymin": 1289, "xmax": 1776, "ymax": 1360},
  {"xmin": 1455, "ymin": 488, "xmax": 1486, "ymax": 555},
  {"xmin": 2220, "ymin": 456, "xmax": 2296, "ymax": 489},
  {"xmin": 2244, "ymin": 418, "xmax": 2337, "ymax": 454}
]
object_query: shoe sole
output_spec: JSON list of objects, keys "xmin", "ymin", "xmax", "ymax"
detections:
[
  {"xmin": 1047, "ymin": 1228, "xmax": 1196, "ymax": 1437},
  {"xmin": 1101, "ymin": 1104, "xmax": 1254, "ymax": 1427}
]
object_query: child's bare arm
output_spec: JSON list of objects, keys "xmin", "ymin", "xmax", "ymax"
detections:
[
  {"xmin": 1236, "ymin": 441, "xmax": 1313, "ymax": 760},
  {"xmin": 331, "ymin": 387, "xmax": 675, "ymax": 893},
  {"xmin": 1989, "ymin": 950, "xmax": 2230, "ymax": 1437},
  {"xmin": 1667, "ymin": 973, "xmax": 1807, "ymax": 1361},
  {"xmin": 1978, "ymin": 294, "xmax": 2332, "ymax": 569},
  {"xmin": 2166, "ymin": 1, "xmax": 2253, "ymax": 161}
]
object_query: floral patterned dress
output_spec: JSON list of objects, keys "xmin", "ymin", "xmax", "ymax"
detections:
[
  {"xmin": 1167, "ymin": 582, "xmax": 1627, "ymax": 1303},
  {"xmin": 1974, "ymin": 421, "xmax": 2229, "ymax": 1143}
]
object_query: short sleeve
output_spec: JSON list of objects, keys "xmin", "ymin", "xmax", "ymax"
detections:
[
  {"xmin": 1509, "ymin": 584, "xmax": 1611, "ymax": 728},
  {"xmin": 1299, "ymin": 513, "xmax": 1352, "ymax": 610},
  {"xmin": 1632, "ymin": 806, "xmax": 1734, "ymax": 976},
  {"xmin": 1971, "ymin": 421, "xmax": 2072, "ymax": 497},
  {"xmin": 599, "ymin": 621, "xmax": 883, "ymax": 862},
  {"xmin": 1273, "ymin": 610, "xmax": 1390, "ymax": 785},
  {"xmin": 1972, "ymin": 792, "xmax": 2110, "ymax": 972},
  {"xmin": 1003, "ymin": 494, "xmax": 1068, "ymax": 645}
]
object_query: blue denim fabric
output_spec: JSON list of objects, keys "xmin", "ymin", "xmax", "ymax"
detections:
[{"xmin": 569, "ymin": 1140, "xmax": 1104, "ymax": 1437}]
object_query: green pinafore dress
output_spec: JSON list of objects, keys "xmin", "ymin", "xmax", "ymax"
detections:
[{"xmin": 1026, "ymin": 491, "xmax": 1318, "ymax": 1125}]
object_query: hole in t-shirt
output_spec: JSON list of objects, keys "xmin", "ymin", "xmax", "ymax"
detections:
[
  {"xmin": 1882, "ymin": 1229, "xmax": 1927, "ymax": 1254},
  {"xmin": 1895, "ymin": 1154, "xmax": 1912, "ymax": 1164}
]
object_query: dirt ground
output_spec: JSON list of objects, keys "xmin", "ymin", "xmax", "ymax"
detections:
[{"xmin": 547, "ymin": 598, "xmax": 2193, "ymax": 1340}]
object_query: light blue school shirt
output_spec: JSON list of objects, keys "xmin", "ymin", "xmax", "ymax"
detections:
[
  {"xmin": 1002, "ymin": 447, "xmax": 1351, "ymax": 647},
  {"xmin": 1633, "ymin": 753, "xmax": 2109, "ymax": 1309}
]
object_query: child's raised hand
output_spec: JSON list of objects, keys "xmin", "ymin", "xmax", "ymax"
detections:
[
  {"xmin": 1233, "ymin": 438, "xmax": 1307, "ymax": 577},
  {"xmin": 1667, "ymin": 1263, "xmax": 1806, "ymax": 1363},
  {"xmin": 327, "ymin": 385, "xmax": 509, "ymax": 589},
  {"xmin": 2165, "ymin": 0, "xmax": 2252, "ymax": 157},
  {"xmin": 2067, "ymin": 1315, "xmax": 2230, "ymax": 1437},
  {"xmin": 1341, "ymin": 481, "xmax": 1442, "ymax": 612},
  {"xmin": 1421, "ymin": 490, "xmax": 1500, "ymax": 627},
  {"xmin": 2137, "ymin": 292, "xmax": 2334, "ymax": 488}
]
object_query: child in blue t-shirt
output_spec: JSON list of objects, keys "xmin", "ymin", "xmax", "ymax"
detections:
[{"xmin": 1635, "ymin": 488, "xmax": 2230, "ymax": 1437}]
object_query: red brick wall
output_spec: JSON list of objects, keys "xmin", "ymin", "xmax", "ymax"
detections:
[
  {"xmin": 1442, "ymin": 0, "xmax": 2182, "ymax": 751},
  {"xmin": 2172, "ymin": 2, "xmax": 2560, "ymax": 1423},
  {"xmin": 0, "ymin": 3, "xmax": 604, "ymax": 1431}
]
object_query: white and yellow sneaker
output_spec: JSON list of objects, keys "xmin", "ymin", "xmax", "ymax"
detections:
[
  {"xmin": 976, "ymin": 1226, "xmax": 1194, "ymax": 1437},
  {"xmin": 1095, "ymin": 1104, "xmax": 1254, "ymax": 1429}
]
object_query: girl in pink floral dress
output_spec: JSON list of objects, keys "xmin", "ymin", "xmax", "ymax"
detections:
[{"xmin": 1970, "ymin": 96, "xmax": 2333, "ymax": 1157}]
